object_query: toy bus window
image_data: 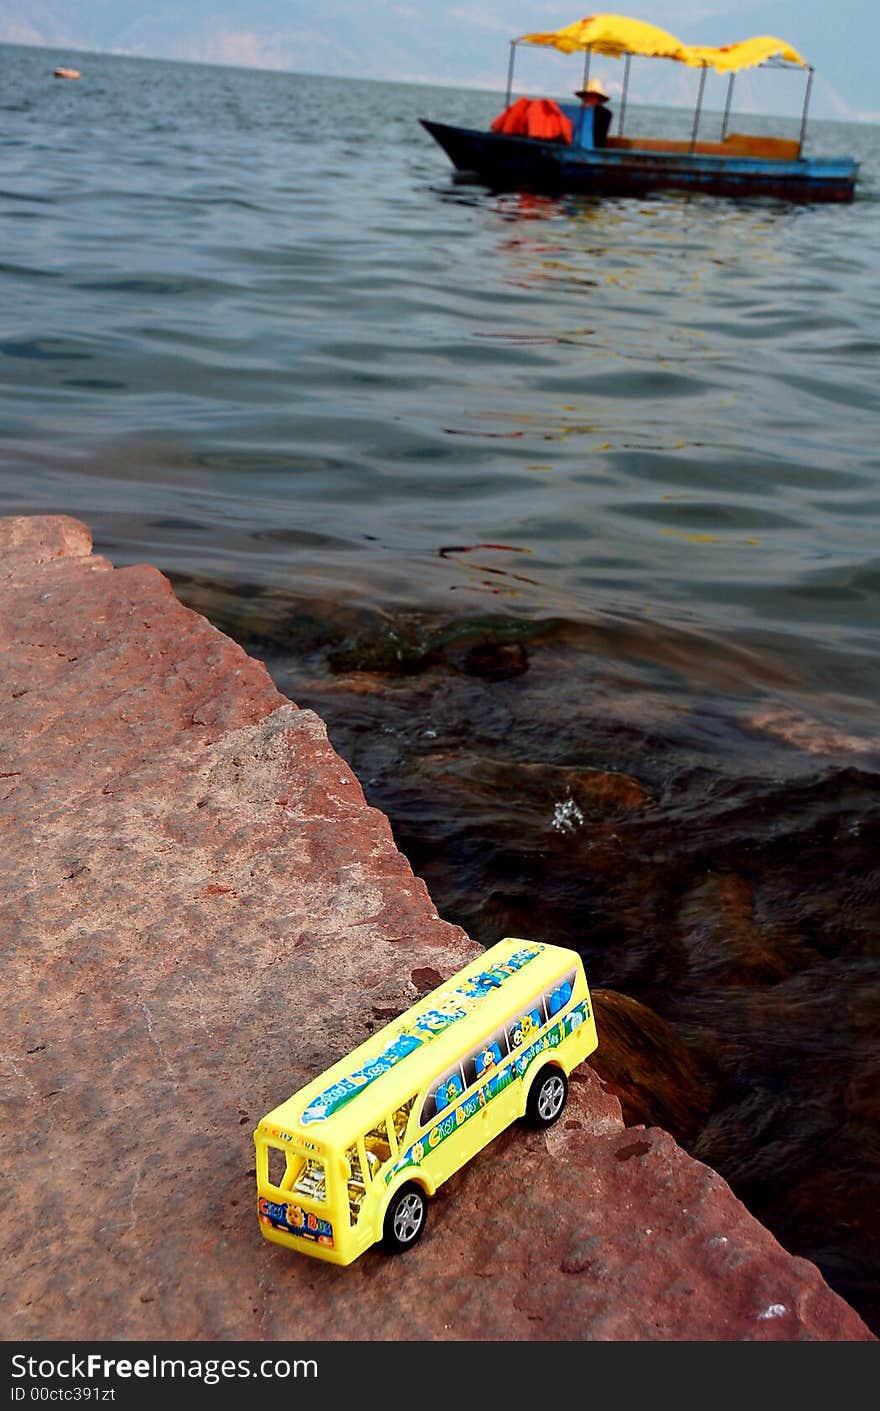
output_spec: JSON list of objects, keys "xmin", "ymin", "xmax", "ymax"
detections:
[
  {"xmin": 420, "ymin": 1064, "xmax": 465, "ymax": 1126},
  {"xmin": 266, "ymin": 1145, "xmax": 309, "ymax": 1193},
  {"xmin": 547, "ymin": 969, "xmax": 576, "ymax": 1016},
  {"xmin": 507, "ymin": 1004, "xmax": 543, "ymax": 1050},
  {"xmin": 346, "ymin": 1141, "xmax": 380, "ymax": 1224},
  {"xmin": 462, "ymin": 1026, "xmax": 507, "ymax": 1087},
  {"xmin": 473, "ymin": 1039, "xmax": 503, "ymax": 1079},
  {"xmin": 391, "ymin": 1096, "xmax": 416, "ymax": 1147},
  {"xmin": 292, "ymin": 1157, "xmax": 327, "ymax": 1202},
  {"xmin": 364, "ymin": 1119, "xmax": 393, "ymax": 1167},
  {"xmin": 267, "ymin": 1145, "xmax": 294, "ymax": 1190}
]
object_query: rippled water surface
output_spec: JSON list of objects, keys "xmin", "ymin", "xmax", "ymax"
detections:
[{"xmin": 2, "ymin": 44, "xmax": 879, "ymax": 1330}]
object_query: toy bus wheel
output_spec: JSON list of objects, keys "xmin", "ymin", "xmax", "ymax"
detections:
[
  {"xmin": 525, "ymin": 1067, "xmax": 568, "ymax": 1128},
  {"xmin": 383, "ymin": 1183, "xmax": 427, "ymax": 1253}
]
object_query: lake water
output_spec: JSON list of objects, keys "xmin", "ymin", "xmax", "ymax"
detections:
[{"xmin": 2, "ymin": 43, "xmax": 878, "ymax": 1331}]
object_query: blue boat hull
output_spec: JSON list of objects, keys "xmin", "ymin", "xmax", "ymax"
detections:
[{"xmin": 420, "ymin": 120, "xmax": 858, "ymax": 203}]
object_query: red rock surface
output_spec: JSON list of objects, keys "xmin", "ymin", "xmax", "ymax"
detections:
[{"xmin": 0, "ymin": 515, "xmax": 873, "ymax": 1342}]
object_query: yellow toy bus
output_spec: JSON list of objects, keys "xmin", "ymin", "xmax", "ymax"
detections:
[{"xmin": 254, "ymin": 937, "xmax": 598, "ymax": 1264}]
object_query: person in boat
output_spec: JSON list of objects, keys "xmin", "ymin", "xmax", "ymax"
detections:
[{"xmin": 574, "ymin": 78, "xmax": 611, "ymax": 146}]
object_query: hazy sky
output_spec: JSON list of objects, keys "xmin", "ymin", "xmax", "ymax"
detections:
[{"xmin": 2, "ymin": 2, "xmax": 875, "ymax": 122}]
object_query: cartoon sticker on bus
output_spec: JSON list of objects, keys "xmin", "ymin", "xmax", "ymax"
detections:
[{"xmin": 254, "ymin": 938, "xmax": 598, "ymax": 1266}]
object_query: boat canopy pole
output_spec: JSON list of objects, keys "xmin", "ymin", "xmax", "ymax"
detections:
[
  {"xmin": 798, "ymin": 66, "xmax": 814, "ymax": 156},
  {"xmin": 505, "ymin": 39, "xmax": 517, "ymax": 108},
  {"xmin": 618, "ymin": 52, "xmax": 631, "ymax": 134},
  {"xmin": 575, "ymin": 48, "xmax": 592, "ymax": 145},
  {"xmin": 690, "ymin": 62, "xmax": 708, "ymax": 150},
  {"xmin": 721, "ymin": 72, "xmax": 736, "ymax": 140}
]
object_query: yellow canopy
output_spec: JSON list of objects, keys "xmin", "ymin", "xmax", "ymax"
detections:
[
  {"xmin": 683, "ymin": 35, "xmax": 808, "ymax": 72},
  {"xmin": 519, "ymin": 13, "xmax": 808, "ymax": 71},
  {"xmin": 520, "ymin": 14, "xmax": 687, "ymax": 61}
]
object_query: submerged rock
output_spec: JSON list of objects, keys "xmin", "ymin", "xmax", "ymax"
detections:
[
  {"xmin": 325, "ymin": 613, "xmax": 550, "ymax": 676},
  {"xmin": 590, "ymin": 989, "xmax": 721, "ymax": 1142},
  {"xmin": 677, "ymin": 872, "xmax": 805, "ymax": 986}
]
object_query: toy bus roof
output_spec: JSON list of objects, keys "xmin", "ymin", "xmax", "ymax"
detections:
[{"xmin": 258, "ymin": 937, "xmax": 583, "ymax": 1145}]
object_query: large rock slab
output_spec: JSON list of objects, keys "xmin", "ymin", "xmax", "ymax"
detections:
[{"xmin": 0, "ymin": 516, "xmax": 872, "ymax": 1341}]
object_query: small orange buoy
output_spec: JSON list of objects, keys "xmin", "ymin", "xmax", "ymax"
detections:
[{"xmin": 54, "ymin": 67, "xmax": 81, "ymax": 80}]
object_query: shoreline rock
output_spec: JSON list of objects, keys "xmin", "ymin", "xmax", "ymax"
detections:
[{"xmin": 0, "ymin": 514, "xmax": 872, "ymax": 1341}]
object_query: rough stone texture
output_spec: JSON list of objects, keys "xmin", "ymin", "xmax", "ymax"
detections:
[{"xmin": 0, "ymin": 515, "xmax": 873, "ymax": 1342}]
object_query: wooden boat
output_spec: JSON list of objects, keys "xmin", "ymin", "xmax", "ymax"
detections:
[
  {"xmin": 421, "ymin": 14, "xmax": 858, "ymax": 203},
  {"xmin": 54, "ymin": 67, "xmax": 81, "ymax": 80}
]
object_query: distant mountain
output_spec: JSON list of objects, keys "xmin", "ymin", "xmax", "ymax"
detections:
[{"xmin": 0, "ymin": 1, "xmax": 873, "ymax": 121}]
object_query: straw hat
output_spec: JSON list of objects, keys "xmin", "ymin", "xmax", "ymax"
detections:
[{"xmin": 575, "ymin": 78, "xmax": 609, "ymax": 101}]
